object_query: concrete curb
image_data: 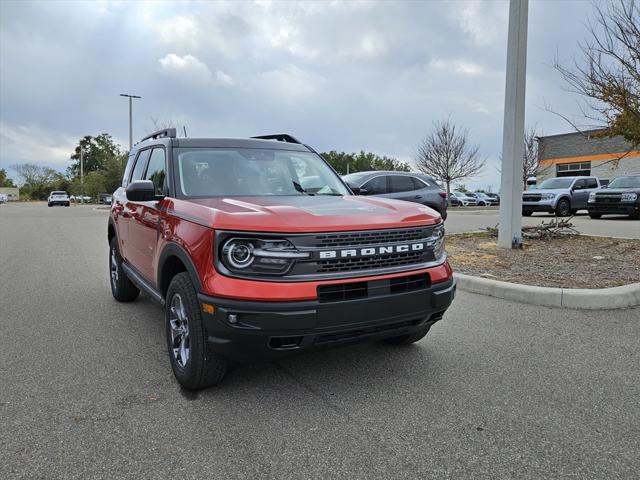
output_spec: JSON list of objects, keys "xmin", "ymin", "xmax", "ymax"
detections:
[{"xmin": 454, "ymin": 273, "xmax": 640, "ymax": 310}]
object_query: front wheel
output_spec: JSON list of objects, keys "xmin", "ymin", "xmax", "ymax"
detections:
[
  {"xmin": 555, "ymin": 198, "xmax": 571, "ymax": 217},
  {"xmin": 166, "ymin": 273, "xmax": 227, "ymax": 390}
]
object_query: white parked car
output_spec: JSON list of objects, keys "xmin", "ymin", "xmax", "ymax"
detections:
[
  {"xmin": 0, "ymin": 193, "xmax": 7, "ymax": 204},
  {"xmin": 48, "ymin": 191, "xmax": 70, "ymax": 207},
  {"xmin": 451, "ymin": 191, "xmax": 477, "ymax": 207}
]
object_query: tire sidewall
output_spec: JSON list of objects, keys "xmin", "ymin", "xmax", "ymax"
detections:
[{"xmin": 556, "ymin": 198, "xmax": 571, "ymax": 217}]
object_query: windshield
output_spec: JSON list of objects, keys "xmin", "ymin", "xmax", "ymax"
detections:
[
  {"xmin": 175, "ymin": 148, "xmax": 350, "ymax": 197},
  {"xmin": 608, "ymin": 176, "xmax": 640, "ymax": 189},
  {"xmin": 538, "ymin": 178, "xmax": 574, "ymax": 189},
  {"xmin": 342, "ymin": 172, "xmax": 371, "ymax": 185},
  {"xmin": 52, "ymin": 191, "xmax": 68, "ymax": 196}
]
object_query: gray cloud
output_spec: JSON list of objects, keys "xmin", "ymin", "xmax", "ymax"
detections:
[{"xmin": 0, "ymin": 0, "xmax": 595, "ymax": 189}]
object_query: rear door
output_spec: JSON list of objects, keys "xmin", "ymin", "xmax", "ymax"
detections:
[
  {"xmin": 386, "ymin": 175, "xmax": 422, "ymax": 203},
  {"xmin": 581, "ymin": 178, "xmax": 599, "ymax": 209}
]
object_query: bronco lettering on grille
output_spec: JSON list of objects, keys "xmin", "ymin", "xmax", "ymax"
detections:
[{"xmin": 319, "ymin": 242, "xmax": 425, "ymax": 259}]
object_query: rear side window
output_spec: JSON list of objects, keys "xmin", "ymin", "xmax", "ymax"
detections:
[
  {"xmin": 130, "ymin": 149, "xmax": 151, "ymax": 182},
  {"xmin": 145, "ymin": 148, "xmax": 167, "ymax": 195},
  {"xmin": 362, "ymin": 176, "xmax": 387, "ymax": 194},
  {"xmin": 389, "ymin": 176, "xmax": 417, "ymax": 193},
  {"xmin": 584, "ymin": 178, "xmax": 598, "ymax": 189}
]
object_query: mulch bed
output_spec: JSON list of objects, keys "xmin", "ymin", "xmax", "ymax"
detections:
[{"xmin": 446, "ymin": 232, "xmax": 640, "ymax": 289}]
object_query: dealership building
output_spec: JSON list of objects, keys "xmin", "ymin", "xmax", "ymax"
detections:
[{"xmin": 536, "ymin": 130, "xmax": 640, "ymax": 183}]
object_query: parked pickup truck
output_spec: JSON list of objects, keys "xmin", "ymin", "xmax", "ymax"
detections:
[
  {"xmin": 522, "ymin": 176, "xmax": 601, "ymax": 217},
  {"xmin": 108, "ymin": 129, "xmax": 456, "ymax": 389}
]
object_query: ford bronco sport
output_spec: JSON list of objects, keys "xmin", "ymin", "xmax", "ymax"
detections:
[{"xmin": 108, "ymin": 129, "xmax": 455, "ymax": 389}]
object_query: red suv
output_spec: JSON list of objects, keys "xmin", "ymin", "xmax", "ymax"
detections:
[{"xmin": 108, "ymin": 129, "xmax": 455, "ymax": 389}]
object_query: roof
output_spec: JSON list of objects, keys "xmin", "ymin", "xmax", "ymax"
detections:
[{"xmin": 135, "ymin": 137, "xmax": 312, "ymax": 152}]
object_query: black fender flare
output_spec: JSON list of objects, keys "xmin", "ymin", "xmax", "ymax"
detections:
[{"xmin": 157, "ymin": 242, "xmax": 203, "ymax": 294}]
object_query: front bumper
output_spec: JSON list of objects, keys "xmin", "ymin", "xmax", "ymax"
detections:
[
  {"xmin": 198, "ymin": 277, "xmax": 456, "ymax": 362},
  {"xmin": 588, "ymin": 202, "xmax": 640, "ymax": 216},
  {"xmin": 522, "ymin": 199, "xmax": 556, "ymax": 213}
]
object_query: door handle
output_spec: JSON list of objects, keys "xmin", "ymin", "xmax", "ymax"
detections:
[{"xmin": 413, "ymin": 195, "xmax": 422, "ymax": 199}]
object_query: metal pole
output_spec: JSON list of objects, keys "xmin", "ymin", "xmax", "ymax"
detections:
[
  {"xmin": 128, "ymin": 97, "xmax": 133, "ymax": 151},
  {"xmin": 120, "ymin": 94, "xmax": 141, "ymax": 151},
  {"xmin": 80, "ymin": 147, "xmax": 84, "ymax": 205},
  {"xmin": 498, "ymin": 0, "xmax": 528, "ymax": 249}
]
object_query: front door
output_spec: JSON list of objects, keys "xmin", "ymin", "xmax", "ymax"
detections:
[{"xmin": 128, "ymin": 147, "xmax": 168, "ymax": 284}]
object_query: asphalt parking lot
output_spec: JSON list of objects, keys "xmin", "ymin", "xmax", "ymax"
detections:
[
  {"xmin": 1, "ymin": 203, "xmax": 639, "ymax": 479},
  {"xmin": 445, "ymin": 207, "xmax": 640, "ymax": 238}
]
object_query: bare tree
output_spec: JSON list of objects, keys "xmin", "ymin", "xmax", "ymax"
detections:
[
  {"xmin": 496, "ymin": 126, "xmax": 551, "ymax": 187},
  {"xmin": 10, "ymin": 163, "xmax": 57, "ymax": 187},
  {"xmin": 415, "ymin": 119, "xmax": 485, "ymax": 204},
  {"xmin": 554, "ymin": 0, "xmax": 640, "ymax": 146}
]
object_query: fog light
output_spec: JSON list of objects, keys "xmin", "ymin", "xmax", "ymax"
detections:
[{"xmin": 228, "ymin": 314, "xmax": 238, "ymax": 324}]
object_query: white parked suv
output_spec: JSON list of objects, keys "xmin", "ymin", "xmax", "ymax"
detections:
[{"xmin": 48, "ymin": 191, "xmax": 70, "ymax": 207}]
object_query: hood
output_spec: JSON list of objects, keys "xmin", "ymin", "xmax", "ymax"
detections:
[
  {"xmin": 598, "ymin": 187, "xmax": 640, "ymax": 194},
  {"xmin": 523, "ymin": 188, "xmax": 569, "ymax": 195},
  {"xmin": 170, "ymin": 195, "xmax": 441, "ymax": 232}
]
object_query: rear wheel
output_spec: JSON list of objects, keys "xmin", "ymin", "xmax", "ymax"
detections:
[
  {"xmin": 109, "ymin": 237, "xmax": 139, "ymax": 302},
  {"xmin": 555, "ymin": 198, "xmax": 571, "ymax": 217},
  {"xmin": 166, "ymin": 273, "xmax": 227, "ymax": 389}
]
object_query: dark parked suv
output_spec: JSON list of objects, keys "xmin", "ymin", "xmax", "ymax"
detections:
[
  {"xmin": 588, "ymin": 175, "xmax": 640, "ymax": 219},
  {"xmin": 342, "ymin": 171, "xmax": 448, "ymax": 220}
]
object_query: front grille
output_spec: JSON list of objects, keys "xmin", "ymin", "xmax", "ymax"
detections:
[
  {"xmin": 595, "ymin": 194, "xmax": 622, "ymax": 204},
  {"xmin": 317, "ymin": 281, "xmax": 368, "ymax": 303},
  {"xmin": 390, "ymin": 273, "xmax": 430, "ymax": 293},
  {"xmin": 318, "ymin": 250, "xmax": 426, "ymax": 273},
  {"xmin": 313, "ymin": 227, "xmax": 430, "ymax": 247},
  {"xmin": 523, "ymin": 194, "xmax": 541, "ymax": 202}
]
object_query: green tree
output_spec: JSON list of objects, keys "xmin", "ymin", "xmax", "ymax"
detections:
[
  {"xmin": 320, "ymin": 151, "xmax": 411, "ymax": 175},
  {"xmin": 0, "ymin": 168, "xmax": 16, "ymax": 187},
  {"xmin": 83, "ymin": 171, "xmax": 107, "ymax": 199},
  {"xmin": 68, "ymin": 133, "xmax": 123, "ymax": 177}
]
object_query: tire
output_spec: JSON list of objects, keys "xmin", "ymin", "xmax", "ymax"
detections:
[
  {"xmin": 383, "ymin": 323, "xmax": 432, "ymax": 345},
  {"xmin": 109, "ymin": 236, "xmax": 139, "ymax": 302},
  {"xmin": 589, "ymin": 212, "xmax": 602, "ymax": 219},
  {"xmin": 48, "ymin": 203, "xmax": 52, "ymax": 207},
  {"xmin": 65, "ymin": 202, "xmax": 70, "ymax": 207},
  {"xmin": 555, "ymin": 198, "xmax": 571, "ymax": 217},
  {"xmin": 522, "ymin": 210, "xmax": 533, "ymax": 216},
  {"xmin": 165, "ymin": 272, "xmax": 227, "ymax": 389},
  {"xmin": 630, "ymin": 211, "xmax": 640, "ymax": 220}
]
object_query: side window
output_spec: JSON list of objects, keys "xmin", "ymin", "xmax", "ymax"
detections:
[
  {"xmin": 411, "ymin": 177, "xmax": 427, "ymax": 189},
  {"xmin": 573, "ymin": 179, "xmax": 586, "ymax": 190},
  {"xmin": 144, "ymin": 148, "xmax": 167, "ymax": 195},
  {"xmin": 130, "ymin": 149, "xmax": 151, "ymax": 183},
  {"xmin": 362, "ymin": 176, "xmax": 387, "ymax": 195},
  {"xmin": 122, "ymin": 154, "xmax": 136, "ymax": 187},
  {"xmin": 389, "ymin": 176, "xmax": 416, "ymax": 193},
  {"xmin": 585, "ymin": 178, "xmax": 598, "ymax": 189}
]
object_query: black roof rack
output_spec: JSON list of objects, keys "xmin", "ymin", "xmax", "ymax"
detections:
[
  {"xmin": 140, "ymin": 128, "xmax": 177, "ymax": 143},
  {"xmin": 251, "ymin": 134, "xmax": 301, "ymax": 144}
]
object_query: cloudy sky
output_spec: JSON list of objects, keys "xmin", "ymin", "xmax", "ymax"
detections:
[{"xmin": 0, "ymin": 0, "xmax": 597, "ymax": 189}]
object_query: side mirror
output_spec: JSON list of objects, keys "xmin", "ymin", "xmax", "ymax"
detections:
[
  {"xmin": 346, "ymin": 182, "xmax": 363, "ymax": 195},
  {"xmin": 126, "ymin": 180, "xmax": 160, "ymax": 202}
]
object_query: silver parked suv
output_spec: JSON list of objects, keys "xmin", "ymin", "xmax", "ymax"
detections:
[
  {"xmin": 343, "ymin": 171, "xmax": 448, "ymax": 220},
  {"xmin": 522, "ymin": 176, "xmax": 601, "ymax": 217}
]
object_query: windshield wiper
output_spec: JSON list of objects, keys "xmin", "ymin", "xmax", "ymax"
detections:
[{"xmin": 292, "ymin": 181, "xmax": 314, "ymax": 195}]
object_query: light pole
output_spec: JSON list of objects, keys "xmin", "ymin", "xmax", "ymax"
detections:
[
  {"xmin": 119, "ymin": 93, "xmax": 141, "ymax": 151},
  {"xmin": 80, "ymin": 147, "xmax": 84, "ymax": 204},
  {"xmin": 498, "ymin": 0, "xmax": 528, "ymax": 249}
]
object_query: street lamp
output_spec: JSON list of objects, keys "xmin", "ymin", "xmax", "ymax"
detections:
[
  {"xmin": 498, "ymin": 0, "xmax": 528, "ymax": 249},
  {"xmin": 119, "ymin": 93, "xmax": 142, "ymax": 151}
]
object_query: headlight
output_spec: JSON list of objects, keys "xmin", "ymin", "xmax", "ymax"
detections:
[
  {"xmin": 588, "ymin": 192, "xmax": 597, "ymax": 203},
  {"xmin": 430, "ymin": 223, "xmax": 445, "ymax": 258},
  {"xmin": 621, "ymin": 193, "xmax": 638, "ymax": 202},
  {"xmin": 219, "ymin": 237, "xmax": 310, "ymax": 276},
  {"xmin": 540, "ymin": 193, "xmax": 556, "ymax": 200}
]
